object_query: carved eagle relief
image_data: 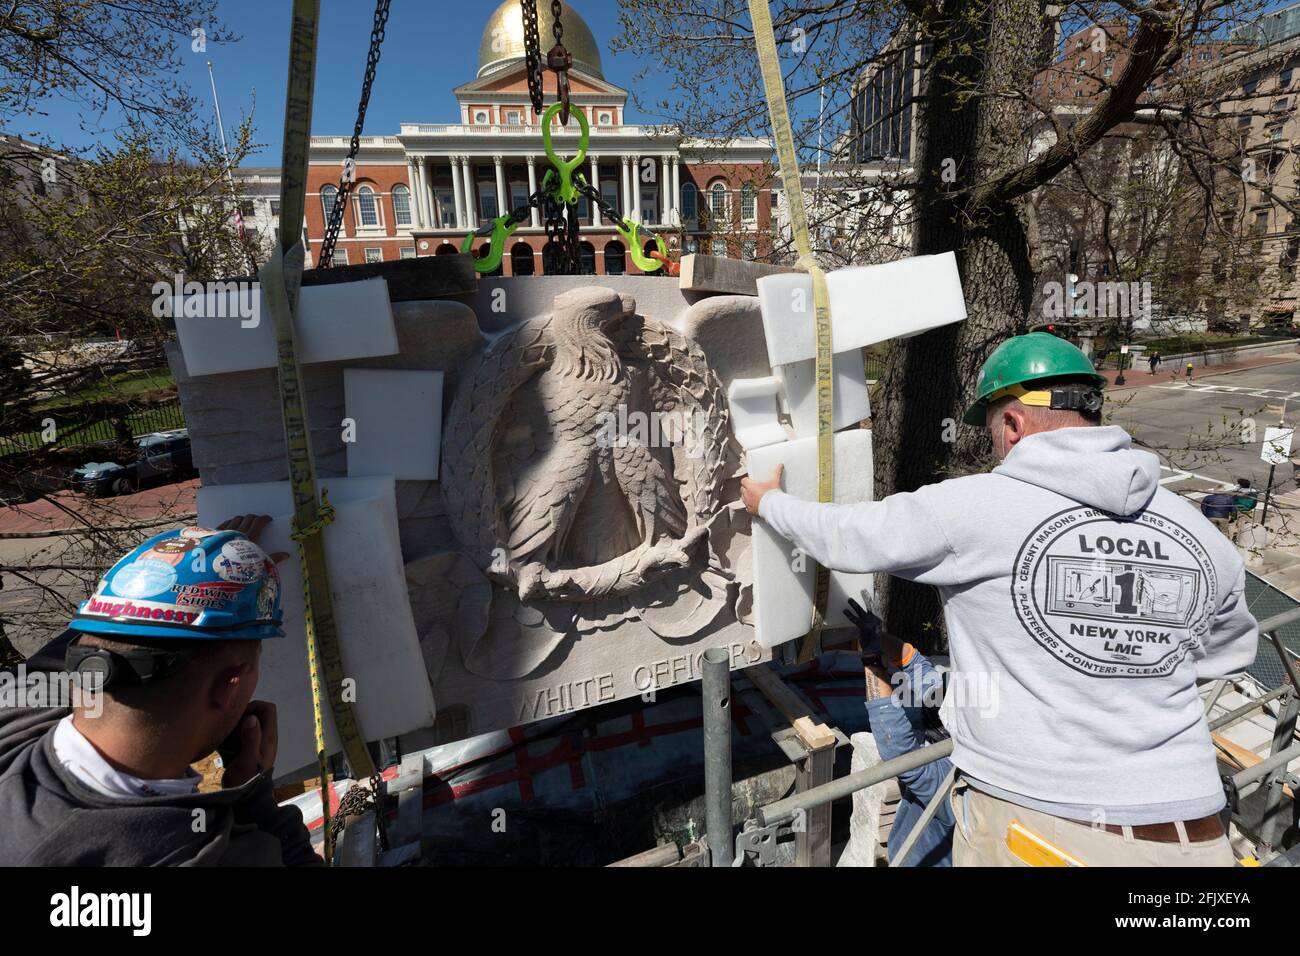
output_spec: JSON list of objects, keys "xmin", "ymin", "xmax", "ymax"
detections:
[{"xmin": 441, "ymin": 287, "xmax": 736, "ymax": 608}]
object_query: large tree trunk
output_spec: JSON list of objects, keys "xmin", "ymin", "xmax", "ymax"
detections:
[{"xmin": 872, "ymin": 0, "xmax": 1040, "ymax": 648}]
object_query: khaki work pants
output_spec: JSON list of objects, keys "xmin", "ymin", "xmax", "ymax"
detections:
[{"xmin": 949, "ymin": 780, "xmax": 1235, "ymax": 867}]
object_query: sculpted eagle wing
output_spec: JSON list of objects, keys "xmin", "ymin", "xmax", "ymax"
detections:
[
  {"xmin": 612, "ymin": 440, "xmax": 688, "ymax": 543},
  {"xmin": 496, "ymin": 377, "xmax": 598, "ymax": 563}
]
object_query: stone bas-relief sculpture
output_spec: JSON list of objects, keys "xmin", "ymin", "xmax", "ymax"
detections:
[
  {"xmin": 432, "ymin": 287, "xmax": 757, "ymax": 698},
  {"xmin": 169, "ymin": 277, "xmax": 777, "ymax": 748}
]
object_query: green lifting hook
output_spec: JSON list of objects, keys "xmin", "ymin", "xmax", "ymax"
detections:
[
  {"xmin": 541, "ymin": 101, "xmax": 589, "ymax": 205},
  {"xmin": 617, "ymin": 218, "xmax": 667, "ymax": 273},
  {"xmin": 462, "ymin": 215, "xmax": 518, "ymax": 274}
]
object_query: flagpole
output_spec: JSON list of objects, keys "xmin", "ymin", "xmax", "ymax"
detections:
[{"xmin": 207, "ymin": 60, "xmax": 258, "ymax": 273}]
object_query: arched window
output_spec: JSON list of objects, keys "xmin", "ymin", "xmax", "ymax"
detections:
[
  {"xmin": 357, "ymin": 185, "xmax": 379, "ymax": 227},
  {"xmin": 542, "ymin": 241, "xmax": 560, "ymax": 275},
  {"xmin": 321, "ymin": 185, "xmax": 339, "ymax": 224},
  {"xmin": 741, "ymin": 182, "xmax": 757, "ymax": 222},
  {"xmin": 579, "ymin": 241, "xmax": 597, "ymax": 275},
  {"xmin": 709, "ymin": 182, "xmax": 729, "ymax": 220},
  {"xmin": 643, "ymin": 240, "xmax": 660, "ymax": 271},
  {"xmin": 392, "ymin": 184, "xmax": 412, "ymax": 226},
  {"xmin": 680, "ymin": 182, "xmax": 697, "ymax": 223},
  {"xmin": 511, "ymin": 242, "xmax": 535, "ymax": 276},
  {"xmin": 604, "ymin": 240, "xmax": 626, "ymax": 275},
  {"xmin": 434, "ymin": 242, "xmax": 458, "ymax": 256}
]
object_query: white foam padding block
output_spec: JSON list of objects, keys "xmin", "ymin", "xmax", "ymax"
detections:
[
  {"xmin": 755, "ymin": 252, "xmax": 967, "ymax": 368},
  {"xmin": 727, "ymin": 376, "xmax": 787, "ymax": 450},
  {"xmin": 174, "ymin": 278, "xmax": 398, "ymax": 377},
  {"xmin": 196, "ymin": 476, "xmax": 436, "ymax": 774},
  {"xmin": 749, "ymin": 429, "xmax": 875, "ymax": 648},
  {"xmin": 344, "ymin": 368, "xmax": 444, "ymax": 480},
  {"xmin": 775, "ymin": 351, "xmax": 872, "ymax": 440}
]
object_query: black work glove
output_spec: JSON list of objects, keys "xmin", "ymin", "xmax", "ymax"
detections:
[{"xmin": 844, "ymin": 598, "xmax": 883, "ymax": 665}]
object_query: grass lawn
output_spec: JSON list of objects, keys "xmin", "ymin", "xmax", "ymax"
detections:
[{"xmin": 32, "ymin": 367, "xmax": 176, "ymax": 413}]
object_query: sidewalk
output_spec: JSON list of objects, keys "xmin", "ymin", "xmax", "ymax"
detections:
[
  {"xmin": 0, "ymin": 478, "xmax": 198, "ymax": 536},
  {"xmin": 1100, "ymin": 351, "xmax": 1299, "ymax": 392}
]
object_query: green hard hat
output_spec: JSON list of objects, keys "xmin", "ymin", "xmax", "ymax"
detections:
[{"xmin": 962, "ymin": 332, "xmax": 1106, "ymax": 426}]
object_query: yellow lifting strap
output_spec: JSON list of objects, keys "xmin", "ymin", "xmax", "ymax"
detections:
[
  {"xmin": 263, "ymin": 0, "xmax": 376, "ymax": 860},
  {"xmin": 748, "ymin": 0, "xmax": 835, "ymax": 662}
]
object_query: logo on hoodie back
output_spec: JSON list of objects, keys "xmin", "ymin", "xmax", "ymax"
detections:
[{"xmin": 1011, "ymin": 506, "xmax": 1218, "ymax": 678}]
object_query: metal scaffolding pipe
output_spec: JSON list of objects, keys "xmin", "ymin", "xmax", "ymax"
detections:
[
  {"xmin": 701, "ymin": 647, "xmax": 734, "ymax": 867},
  {"xmin": 759, "ymin": 739, "xmax": 954, "ymax": 826},
  {"xmin": 1232, "ymin": 740, "xmax": 1300, "ymax": 799},
  {"xmin": 1208, "ymin": 685, "xmax": 1290, "ymax": 732}
]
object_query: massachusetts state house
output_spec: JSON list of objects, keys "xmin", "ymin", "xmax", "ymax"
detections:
[{"xmin": 237, "ymin": 1, "xmax": 773, "ymax": 276}]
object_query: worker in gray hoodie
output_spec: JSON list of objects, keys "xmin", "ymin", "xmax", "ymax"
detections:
[
  {"xmin": 0, "ymin": 515, "xmax": 320, "ymax": 867},
  {"xmin": 741, "ymin": 332, "xmax": 1258, "ymax": 866}
]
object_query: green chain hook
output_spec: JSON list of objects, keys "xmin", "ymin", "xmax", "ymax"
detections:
[
  {"xmin": 461, "ymin": 215, "xmax": 518, "ymax": 274},
  {"xmin": 541, "ymin": 101, "xmax": 589, "ymax": 206},
  {"xmin": 617, "ymin": 219, "xmax": 666, "ymax": 273}
]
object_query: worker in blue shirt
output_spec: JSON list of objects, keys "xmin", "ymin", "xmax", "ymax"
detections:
[{"xmin": 847, "ymin": 599, "xmax": 955, "ymax": 867}]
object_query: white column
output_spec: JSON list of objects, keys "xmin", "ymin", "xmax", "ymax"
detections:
[
  {"xmin": 407, "ymin": 158, "xmax": 423, "ymax": 229},
  {"xmin": 671, "ymin": 156, "xmax": 681, "ymax": 218},
  {"xmin": 423, "ymin": 158, "xmax": 438, "ymax": 228},
  {"xmin": 621, "ymin": 157, "xmax": 632, "ymax": 219},
  {"xmin": 632, "ymin": 155, "xmax": 643, "ymax": 222},
  {"xmin": 450, "ymin": 156, "xmax": 466, "ymax": 230},
  {"xmin": 590, "ymin": 155, "xmax": 602, "ymax": 227},
  {"xmin": 660, "ymin": 159, "xmax": 671, "ymax": 225},
  {"xmin": 527, "ymin": 155, "xmax": 541, "ymax": 228},
  {"xmin": 494, "ymin": 154, "xmax": 508, "ymax": 220},
  {"xmin": 462, "ymin": 156, "xmax": 477, "ymax": 228}
]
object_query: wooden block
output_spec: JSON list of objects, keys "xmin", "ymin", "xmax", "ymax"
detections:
[
  {"xmin": 302, "ymin": 253, "xmax": 477, "ymax": 301},
  {"xmin": 744, "ymin": 663, "xmax": 836, "ymax": 750},
  {"xmin": 679, "ymin": 254, "xmax": 795, "ymax": 296}
]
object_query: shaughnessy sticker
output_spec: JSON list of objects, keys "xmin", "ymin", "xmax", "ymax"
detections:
[{"xmin": 1011, "ymin": 506, "xmax": 1218, "ymax": 678}]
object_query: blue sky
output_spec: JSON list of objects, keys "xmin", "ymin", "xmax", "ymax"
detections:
[{"xmin": 22, "ymin": 0, "xmax": 655, "ymax": 161}]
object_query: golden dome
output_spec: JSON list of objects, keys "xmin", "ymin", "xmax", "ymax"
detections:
[{"xmin": 478, "ymin": 1, "xmax": 604, "ymax": 79}]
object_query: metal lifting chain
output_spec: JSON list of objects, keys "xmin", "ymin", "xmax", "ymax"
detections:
[
  {"xmin": 547, "ymin": 1, "xmax": 573, "ymax": 125},
  {"xmin": 544, "ymin": 193, "xmax": 581, "ymax": 275},
  {"xmin": 319, "ymin": 0, "xmax": 391, "ymax": 269},
  {"xmin": 522, "ymin": 0, "xmax": 544, "ymax": 115}
]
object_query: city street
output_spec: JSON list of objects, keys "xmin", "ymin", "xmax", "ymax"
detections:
[{"xmin": 1107, "ymin": 358, "xmax": 1300, "ymax": 498}]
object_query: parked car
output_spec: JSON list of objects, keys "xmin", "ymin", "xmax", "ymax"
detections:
[{"xmin": 72, "ymin": 429, "xmax": 193, "ymax": 497}]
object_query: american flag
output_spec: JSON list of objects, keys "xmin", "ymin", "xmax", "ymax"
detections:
[{"xmin": 234, "ymin": 206, "xmax": 245, "ymax": 240}]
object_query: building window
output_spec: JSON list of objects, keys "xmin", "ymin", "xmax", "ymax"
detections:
[
  {"xmin": 269, "ymin": 200, "xmax": 281, "ymax": 216},
  {"xmin": 400, "ymin": 247, "xmax": 416, "ymax": 259},
  {"xmin": 1282, "ymin": 68, "xmax": 1294, "ymax": 87},
  {"xmin": 506, "ymin": 110, "xmax": 522, "ymax": 125},
  {"xmin": 392, "ymin": 184, "xmax": 412, "ymax": 226},
  {"xmin": 321, "ymin": 185, "xmax": 339, "ymax": 224},
  {"xmin": 709, "ymin": 182, "xmax": 729, "ymax": 221},
  {"xmin": 357, "ymin": 185, "xmax": 380, "ymax": 227},
  {"xmin": 511, "ymin": 242, "xmax": 535, "ymax": 276},
  {"xmin": 579, "ymin": 242, "xmax": 597, "ymax": 275},
  {"xmin": 364, "ymin": 247, "xmax": 383, "ymax": 264},
  {"xmin": 474, "ymin": 109, "xmax": 489, "ymax": 124},
  {"xmin": 437, "ymin": 191, "xmax": 456, "ymax": 228},
  {"xmin": 510, "ymin": 181, "xmax": 529, "ymax": 213},
  {"xmin": 741, "ymin": 182, "xmax": 757, "ymax": 222},
  {"xmin": 601, "ymin": 178, "xmax": 619, "ymax": 213},
  {"xmin": 681, "ymin": 182, "xmax": 697, "ymax": 222},
  {"xmin": 598, "ymin": 110, "xmax": 613, "ymax": 125},
  {"xmin": 604, "ymin": 240, "xmax": 626, "ymax": 275},
  {"xmin": 639, "ymin": 188, "xmax": 657, "ymax": 224},
  {"xmin": 711, "ymin": 239, "xmax": 728, "ymax": 257},
  {"xmin": 742, "ymin": 239, "xmax": 757, "ymax": 260},
  {"xmin": 332, "ymin": 249, "xmax": 349, "ymax": 266},
  {"xmin": 478, "ymin": 182, "xmax": 498, "ymax": 220}
]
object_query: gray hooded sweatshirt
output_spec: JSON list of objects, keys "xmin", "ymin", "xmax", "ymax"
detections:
[
  {"xmin": 760, "ymin": 425, "xmax": 1258, "ymax": 824},
  {"xmin": 0, "ymin": 705, "xmax": 323, "ymax": 866}
]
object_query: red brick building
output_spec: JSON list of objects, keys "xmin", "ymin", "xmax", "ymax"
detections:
[{"xmin": 239, "ymin": 1, "xmax": 773, "ymax": 276}]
